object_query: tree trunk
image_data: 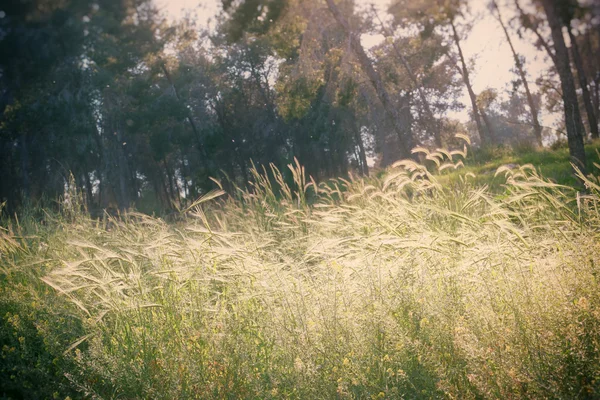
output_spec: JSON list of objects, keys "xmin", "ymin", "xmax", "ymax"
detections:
[
  {"xmin": 164, "ymin": 157, "xmax": 183, "ymax": 208},
  {"xmin": 237, "ymin": 157, "xmax": 249, "ymax": 188},
  {"xmin": 116, "ymin": 124, "xmax": 130, "ymax": 211},
  {"xmin": 584, "ymin": 30, "xmax": 600, "ymax": 124},
  {"xmin": 83, "ymin": 172, "xmax": 94, "ymax": 211},
  {"xmin": 180, "ymin": 151, "xmax": 189, "ymax": 199},
  {"xmin": 594, "ymin": 78, "xmax": 600, "ymax": 122},
  {"xmin": 493, "ymin": 0, "xmax": 543, "ymax": 146},
  {"xmin": 160, "ymin": 61, "xmax": 210, "ymax": 165},
  {"xmin": 0, "ymin": 140, "xmax": 13, "ymax": 214},
  {"xmin": 354, "ymin": 125, "xmax": 369, "ymax": 176},
  {"xmin": 567, "ymin": 27, "xmax": 599, "ymax": 139},
  {"xmin": 130, "ymin": 165, "xmax": 139, "ymax": 203},
  {"xmin": 151, "ymin": 165, "xmax": 170, "ymax": 212},
  {"xmin": 540, "ymin": 0, "xmax": 587, "ymax": 174},
  {"xmin": 479, "ymin": 106, "xmax": 497, "ymax": 144},
  {"xmin": 400, "ymin": 92, "xmax": 413, "ymax": 150},
  {"xmin": 450, "ymin": 20, "xmax": 491, "ymax": 146},
  {"xmin": 325, "ymin": 0, "xmax": 414, "ymax": 159},
  {"xmin": 19, "ymin": 132, "xmax": 30, "ymax": 199},
  {"xmin": 90, "ymin": 122, "xmax": 107, "ymax": 212}
]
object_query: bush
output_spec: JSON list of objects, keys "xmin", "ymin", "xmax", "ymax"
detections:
[
  {"xmin": 550, "ymin": 138, "xmax": 569, "ymax": 151},
  {"xmin": 0, "ymin": 283, "xmax": 83, "ymax": 399},
  {"xmin": 511, "ymin": 139, "xmax": 538, "ymax": 155},
  {"xmin": 473, "ymin": 144, "xmax": 514, "ymax": 162}
]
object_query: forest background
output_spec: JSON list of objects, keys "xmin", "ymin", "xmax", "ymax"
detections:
[{"xmin": 1, "ymin": 0, "xmax": 599, "ymax": 214}]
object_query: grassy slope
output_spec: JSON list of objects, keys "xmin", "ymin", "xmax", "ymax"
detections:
[
  {"xmin": 437, "ymin": 140, "xmax": 600, "ymax": 190},
  {"xmin": 1, "ymin": 143, "xmax": 600, "ymax": 399}
]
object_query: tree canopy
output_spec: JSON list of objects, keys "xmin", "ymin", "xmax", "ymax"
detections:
[{"xmin": 1, "ymin": 0, "xmax": 599, "ymax": 215}]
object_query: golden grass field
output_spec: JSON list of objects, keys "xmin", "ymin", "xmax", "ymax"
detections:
[{"xmin": 2, "ymin": 138, "xmax": 600, "ymax": 399}]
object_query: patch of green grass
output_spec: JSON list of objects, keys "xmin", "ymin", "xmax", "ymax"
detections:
[
  {"xmin": 2, "ymin": 140, "xmax": 600, "ymax": 399},
  {"xmin": 436, "ymin": 140, "xmax": 600, "ymax": 191}
]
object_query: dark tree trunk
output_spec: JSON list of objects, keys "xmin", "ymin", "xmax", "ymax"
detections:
[
  {"xmin": 83, "ymin": 172, "xmax": 93, "ymax": 211},
  {"xmin": 130, "ymin": 166, "xmax": 139, "ymax": 203},
  {"xmin": 325, "ymin": 0, "xmax": 414, "ymax": 159},
  {"xmin": 19, "ymin": 133, "xmax": 30, "ymax": 199},
  {"xmin": 493, "ymin": 0, "xmax": 543, "ymax": 146},
  {"xmin": 237, "ymin": 157, "xmax": 249, "ymax": 188},
  {"xmin": 354, "ymin": 126, "xmax": 369, "ymax": 176},
  {"xmin": 180, "ymin": 151, "xmax": 189, "ymax": 199},
  {"xmin": 91, "ymin": 124, "xmax": 107, "ymax": 212},
  {"xmin": 160, "ymin": 61, "xmax": 209, "ymax": 165},
  {"xmin": 399, "ymin": 93, "xmax": 413, "ymax": 151},
  {"xmin": 157, "ymin": 160, "xmax": 172, "ymax": 210},
  {"xmin": 567, "ymin": 27, "xmax": 599, "ymax": 139},
  {"xmin": 594, "ymin": 78, "xmax": 600, "ymax": 122},
  {"xmin": 116, "ymin": 125, "xmax": 130, "ymax": 211},
  {"xmin": 584, "ymin": 31, "xmax": 600, "ymax": 124},
  {"xmin": 100, "ymin": 112, "xmax": 118, "ymax": 211},
  {"xmin": 541, "ymin": 0, "xmax": 587, "ymax": 174},
  {"xmin": 479, "ymin": 106, "xmax": 497, "ymax": 145},
  {"xmin": 164, "ymin": 158, "xmax": 175, "ymax": 202},
  {"xmin": 0, "ymin": 139, "xmax": 17, "ymax": 214},
  {"xmin": 150, "ymin": 165, "xmax": 170, "ymax": 212},
  {"xmin": 173, "ymin": 169, "xmax": 182, "ymax": 203}
]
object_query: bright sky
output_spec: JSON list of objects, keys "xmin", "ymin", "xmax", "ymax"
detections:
[{"xmin": 156, "ymin": 0, "xmax": 555, "ymax": 127}]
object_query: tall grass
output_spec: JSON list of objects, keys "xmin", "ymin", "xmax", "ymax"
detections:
[{"xmin": 2, "ymin": 137, "xmax": 600, "ymax": 399}]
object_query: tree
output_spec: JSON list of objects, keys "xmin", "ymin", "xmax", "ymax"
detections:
[
  {"xmin": 371, "ymin": 6, "xmax": 442, "ymax": 147},
  {"xmin": 539, "ymin": 0, "xmax": 587, "ymax": 173},
  {"xmin": 0, "ymin": 0, "xmax": 93, "ymax": 212},
  {"xmin": 389, "ymin": 0, "xmax": 496, "ymax": 146},
  {"xmin": 325, "ymin": 0, "xmax": 414, "ymax": 159},
  {"xmin": 449, "ymin": 17, "xmax": 496, "ymax": 146},
  {"xmin": 3, "ymin": 0, "xmax": 596, "ymax": 215},
  {"xmin": 561, "ymin": 1, "xmax": 599, "ymax": 139},
  {"xmin": 490, "ymin": 0, "xmax": 543, "ymax": 146}
]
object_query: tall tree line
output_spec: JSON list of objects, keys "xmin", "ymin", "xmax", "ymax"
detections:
[{"xmin": 1, "ymin": 0, "xmax": 599, "ymax": 215}]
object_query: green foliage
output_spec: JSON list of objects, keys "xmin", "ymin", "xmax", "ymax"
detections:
[
  {"xmin": 2, "ymin": 142, "xmax": 600, "ymax": 398},
  {"xmin": 550, "ymin": 138, "xmax": 569, "ymax": 151},
  {"xmin": 221, "ymin": 0, "xmax": 289, "ymax": 42},
  {"xmin": 0, "ymin": 292, "xmax": 83, "ymax": 399},
  {"xmin": 275, "ymin": 74, "xmax": 324, "ymax": 121},
  {"xmin": 439, "ymin": 140, "xmax": 600, "ymax": 191},
  {"xmin": 0, "ymin": 219, "xmax": 85, "ymax": 399}
]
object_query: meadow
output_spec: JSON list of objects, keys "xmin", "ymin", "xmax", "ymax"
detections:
[{"xmin": 2, "ymin": 138, "xmax": 600, "ymax": 399}]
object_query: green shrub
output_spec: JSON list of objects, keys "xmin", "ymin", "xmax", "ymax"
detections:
[
  {"xmin": 0, "ymin": 280, "xmax": 83, "ymax": 399},
  {"xmin": 473, "ymin": 144, "xmax": 514, "ymax": 162},
  {"xmin": 550, "ymin": 138, "xmax": 569, "ymax": 151}
]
